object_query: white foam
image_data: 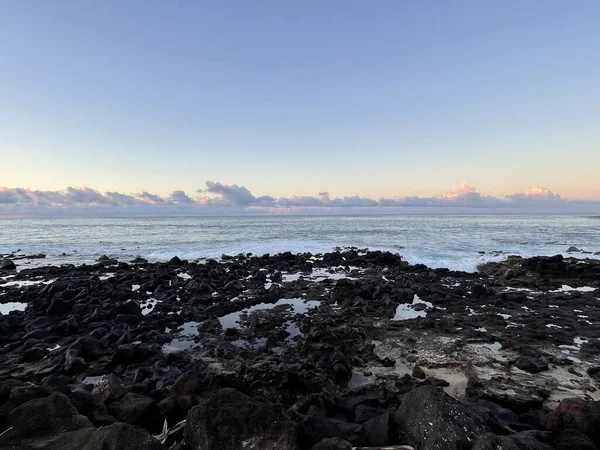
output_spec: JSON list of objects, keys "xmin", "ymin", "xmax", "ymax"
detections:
[
  {"xmin": 177, "ymin": 272, "xmax": 192, "ymax": 280},
  {"xmin": 551, "ymin": 285, "xmax": 597, "ymax": 293},
  {"xmin": 546, "ymin": 324, "xmax": 563, "ymax": 329},
  {"xmin": 2, "ymin": 278, "xmax": 56, "ymax": 287}
]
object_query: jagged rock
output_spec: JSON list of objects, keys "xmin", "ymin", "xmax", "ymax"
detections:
[
  {"xmin": 554, "ymin": 429, "xmax": 598, "ymax": 450},
  {"xmin": 310, "ymin": 437, "xmax": 352, "ymax": 450},
  {"xmin": 412, "ymin": 364, "xmax": 426, "ymax": 379},
  {"xmin": 91, "ymin": 374, "xmax": 128, "ymax": 404},
  {"xmin": 395, "ymin": 386, "xmax": 488, "ymax": 450},
  {"xmin": 543, "ymin": 398, "xmax": 600, "ymax": 445},
  {"xmin": 48, "ymin": 422, "xmax": 167, "ymax": 450},
  {"xmin": 354, "ymin": 405, "xmax": 386, "ymax": 424},
  {"xmin": 108, "ymin": 393, "xmax": 164, "ymax": 434},
  {"xmin": 362, "ymin": 411, "xmax": 390, "ymax": 446},
  {"xmin": 515, "ymin": 356, "xmax": 549, "ymax": 373},
  {"xmin": 473, "ymin": 432, "xmax": 554, "ymax": 449},
  {"xmin": 184, "ymin": 388, "xmax": 297, "ymax": 449},
  {"xmin": 0, "ymin": 393, "xmax": 92, "ymax": 447},
  {"xmin": 0, "ymin": 259, "xmax": 16, "ymax": 270},
  {"xmin": 296, "ymin": 412, "xmax": 345, "ymax": 448}
]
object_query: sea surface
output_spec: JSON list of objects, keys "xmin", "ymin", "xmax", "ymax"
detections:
[{"xmin": 1, "ymin": 215, "xmax": 599, "ymax": 272}]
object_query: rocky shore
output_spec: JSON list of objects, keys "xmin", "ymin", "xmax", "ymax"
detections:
[{"xmin": 1, "ymin": 249, "xmax": 600, "ymax": 449}]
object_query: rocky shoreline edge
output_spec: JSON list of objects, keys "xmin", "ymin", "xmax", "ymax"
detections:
[{"xmin": 1, "ymin": 249, "xmax": 600, "ymax": 449}]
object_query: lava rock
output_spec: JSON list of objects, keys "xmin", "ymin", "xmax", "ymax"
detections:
[
  {"xmin": 473, "ymin": 432, "xmax": 554, "ymax": 450},
  {"xmin": 310, "ymin": 437, "xmax": 352, "ymax": 450},
  {"xmin": 543, "ymin": 398, "xmax": 600, "ymax": 445},
  {"xmin": 184, "ymin": 388, "xmax": 297, "ymax": 450},
  {"xmin": 48, "ymin": 422, "xmax": 167, "ymax": 450},
  {"xmin": 395, "ymin": 385, "xmax": 488, "ymax": 450},
  {"xmin": 108, "ymin": 393, "xmax": 164, "ymax": 434},
  {"xmin": 92, "ymin": 374, "xmax": 128, "ymax": 404},
  {"xmin": 362, "ymin": 411, "xmax": 390, "ymax": 446},
  {"xmin": 0, "ymin": 393, "xmax": 92, "ymax": 445},
  {"xmin": 554, "ymin": 429, "xmax": 598, "ymax": 450},
  {"xmin": 412, "ymin": 364, "xmax": 426, "ymax": 379},
  {"xmin": 515, "ymin": 356, "xmax": 549, "ymax": 373},
  {"xmin": 0, "ymin": 259, "xmax": 16, "ymax": 270},
  {"xmin": 297, "ymin": 413, "xmax": 345, "ymax": 449}
]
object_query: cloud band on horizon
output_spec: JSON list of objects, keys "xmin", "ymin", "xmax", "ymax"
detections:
[{"xmin": 1, "ymin": 182, "xmax": 599, "ymax": 217}]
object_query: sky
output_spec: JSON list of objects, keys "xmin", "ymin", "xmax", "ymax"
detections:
[{"xmin": 1, "ymin": 1, "xmax": 599, "ymax": 217}]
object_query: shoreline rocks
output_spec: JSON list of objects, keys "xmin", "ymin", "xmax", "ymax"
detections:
[{"xmin": 1, "ymin": 249, "xmax": 600, "ymax": 448}]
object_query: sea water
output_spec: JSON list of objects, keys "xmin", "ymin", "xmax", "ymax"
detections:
[{"xmin": 0, "ymin": 215, "xmax": 599, "ymax": 272}]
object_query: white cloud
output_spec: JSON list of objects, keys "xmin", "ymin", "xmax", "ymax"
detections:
[{"xmin": 1, "ymin": 182, "xmax": 599, "ymax": 217}]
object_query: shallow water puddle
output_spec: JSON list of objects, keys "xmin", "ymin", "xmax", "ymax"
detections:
[
  {"xmin": 559, "ymin": 336, "xmax": 589, "ymax": 362},
  {"xmin": 141, "ymin": 298, "xmax": 161, "ymax": 315},
  {"xmin": 219, "ymin": 298, "xmax": 320, "ymax": 329},
  {"xmin": 162, "ymin": 321, "xmax": 201, "ymax": 353},
  {"xmin": 232, "ymin": 337, "xmax": 268, "ymax": 350},
  {"xmin": 391, "ymin": 294, "xmax": 433, "ymax": 321},
  {"xmin": 83, "ymin": 375, "xmax": 106, "ymax": 385},
  {"xmin": 0, "ymin": 302, "xmax": 27, "ymax": 314}
]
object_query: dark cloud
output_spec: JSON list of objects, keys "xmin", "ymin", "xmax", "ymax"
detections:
[
  {"xmin": 202, "ymin": 181, "xmax": 257, "ymax": 205},
  {"xmin": 64, "ymin": 187, "xmax": 108, "ymax": 204},
  {"xmin": 136, "ymin": 191, "xmax": 165, "ymax": 204},
  {"xmin": 170, "ymin": 190, "xmax": 195, "ymax": 204}
]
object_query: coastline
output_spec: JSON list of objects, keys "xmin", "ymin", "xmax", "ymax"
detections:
[{"xmin": 1, "ymin": 249, "xmax": 600, "ymax": 449}]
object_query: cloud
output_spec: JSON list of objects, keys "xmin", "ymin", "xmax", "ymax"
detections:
[
  {"xmin": 506, "ymin": 186, "xmax": 562, "ymax": 202},
  {"xmin": 170, "ymin": 190, "xmax": 195, "ymax": 204},
  {"xmin": 1, "ymin": 182, "xmax": 599, "ymax": 217},
  {"xmin": 201, "ymin": 181, "xmax": 257, "ymax": 205}
]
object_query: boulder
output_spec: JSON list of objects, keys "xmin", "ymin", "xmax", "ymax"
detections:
[
  {"xmin": 108, "ymin": 392, "xmax": 164, "ymax": 434},
  {"xmin": 310, "ymin": 437, "xmax": 352, "ymax": 450},
  {"xmin": 473, "ymin": 432, "xmax": 554, "ymax": 450},
  {"xmin": 554, "ymin": 429, "xmax": 598, "ymax": 450},
  {"xmin": 0, "ymin": 393, "xmax": 92, "ymax": 446},
  {"xmin": 48, "ymin": 422, "xmax": 167, "ymax": 450},
  {"xmin": 0, "ymin": 259, "xmax": 16, "ymax": 270},
  {"xmin": 412, "ymin": 364, "xmax": 426, "ymax": 379},
  {"xmin": 297, "ymin": 413, "xmax": 345, "ymax": 449},
  {"xmin": 395, "ymin": 385, "xmax": 488, "ymax": 450},
  {"xmin": 91, "ymin": 374, "xmax": 128, "ymax": 404},
  {"xmin": 543, "ymin": 398, "xmax": 600, "ymax": 444},
  {"xmin": 184, "ymin": 388, "xmax": 297, "ymax": 450},
  {"xmin": 515, "ymin": 356, "xmax": 549, "ymax": 373},
  {"xmin": 567, "ymin": 246, "xmax": 582, "ymax": 253},
  {"xmin": 354, "ymin": 404, "xmax": 386, "ymax": 424},
  {"xmin": 362, "ymin": 411, "xmax": 390, "ymax": 446}
]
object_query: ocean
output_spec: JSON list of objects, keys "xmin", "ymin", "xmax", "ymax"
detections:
[{"xmin": 1, "ymin": 214, "xmax": 599, "ymax": 272}]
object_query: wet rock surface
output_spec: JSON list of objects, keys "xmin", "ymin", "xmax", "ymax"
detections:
[{"xmin": 0, "ymin": 249, "xmax": 599, "ymax": 448}]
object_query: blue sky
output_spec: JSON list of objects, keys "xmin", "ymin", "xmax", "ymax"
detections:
[{"xmin": 1, "ymin": 0, "xmax": 599, "ymax": 212}]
